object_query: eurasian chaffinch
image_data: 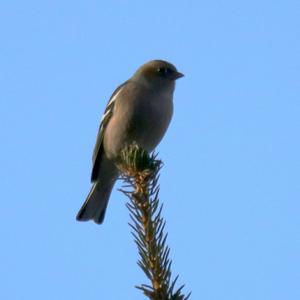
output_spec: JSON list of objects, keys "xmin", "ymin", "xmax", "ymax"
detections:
[{"xmin": 76, "ymin": 60, "xmax": 183, "ymax": 224}]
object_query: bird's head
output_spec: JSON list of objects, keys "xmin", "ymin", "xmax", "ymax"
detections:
[{"xmin": 132, "ymin": 60, "xmax": 184, "ymax": 90}]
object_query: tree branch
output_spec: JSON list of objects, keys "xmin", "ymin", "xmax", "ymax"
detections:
[{"xmin": 117, "ymin": 144, "xmax": 190, "ymax": 300}]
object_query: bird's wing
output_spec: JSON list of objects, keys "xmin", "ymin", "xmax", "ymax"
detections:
[{"xmin": 91, "ymin": 81, "xmax": 127, "ymax": 182}]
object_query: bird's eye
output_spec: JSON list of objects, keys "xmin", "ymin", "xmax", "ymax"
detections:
[{"xmin": 157, "ymin": 67, "xmax": 168, "ymax": 75}]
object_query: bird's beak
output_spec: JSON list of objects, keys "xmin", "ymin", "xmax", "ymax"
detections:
[{"xmin": 172, "ymin": 71, "xmax": 184, "ymax": 80}]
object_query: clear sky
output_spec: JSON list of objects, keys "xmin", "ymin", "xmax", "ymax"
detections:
[{"xmin": 1, "ymin": 1, "xmax": 299, "ymax": 299}]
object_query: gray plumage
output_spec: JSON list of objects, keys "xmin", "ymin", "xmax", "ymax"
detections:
[{"xmin": 76, "ymin": 60, "xmax": 183, "ymax": 224}]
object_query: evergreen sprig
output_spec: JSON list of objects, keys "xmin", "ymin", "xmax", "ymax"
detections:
[{"xmin": 117, "ymin": 144, "xmax": 190, "ymax": 300}]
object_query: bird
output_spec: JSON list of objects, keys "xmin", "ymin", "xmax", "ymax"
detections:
[{"xmin": 76, "ymin": 60, "xmax": 184, "ymax": 224}]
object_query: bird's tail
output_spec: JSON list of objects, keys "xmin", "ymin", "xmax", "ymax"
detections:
[{"xmin": 76, "ymin": 180, "xmax": 115, "ymax": 224}]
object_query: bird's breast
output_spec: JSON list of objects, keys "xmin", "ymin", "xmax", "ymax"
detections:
[
  {"xmin": 128, "ymin": 94, "xmax": 173, "ymax": 151},
  {"xmin": 104, "ymin": 85, "xmax": 173, "ymax": 158}
]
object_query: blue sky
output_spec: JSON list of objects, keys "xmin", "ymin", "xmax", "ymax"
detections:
[{"xmin": 1, "ymin": 1, "xmax": 299, "ymax": 299}]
